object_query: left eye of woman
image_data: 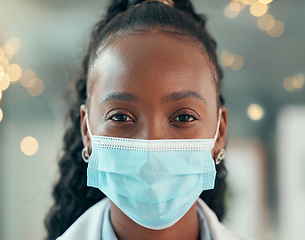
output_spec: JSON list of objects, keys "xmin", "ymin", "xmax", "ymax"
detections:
[{"xmin": 172, "ymin": 114, "xmax": 196, "ymax": 122}]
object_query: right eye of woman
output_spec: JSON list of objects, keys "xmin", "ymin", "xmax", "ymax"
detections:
[{"xmin": 108, "ymin": 113, "xmax": 135, "ymax": 122}]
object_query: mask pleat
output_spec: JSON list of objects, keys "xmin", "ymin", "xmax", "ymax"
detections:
[{"xmin": 87, "ymin": 135, "xmax": 217, "ymax": 229}]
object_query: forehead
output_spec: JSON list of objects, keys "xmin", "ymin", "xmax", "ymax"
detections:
[{"xmin": 87, "ymin": 33, "xmax": 216, "ymax": 101}]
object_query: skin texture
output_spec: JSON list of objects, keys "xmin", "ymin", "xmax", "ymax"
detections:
[{"xmin": 80, "ymin": 33, "xmax": 227, "ymax": 240}]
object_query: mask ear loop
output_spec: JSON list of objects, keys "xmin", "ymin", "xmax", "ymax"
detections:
[
  {"xmin": 85, "ymin": 109, "xmax": 93, "ymax": 139},
  {"xmin": 211, "ymin": 108, "xmax": 222, "ymax": 148},
  {"xmin": 81, "ymin": 109, "xmax": 93, "ymax": 163}
]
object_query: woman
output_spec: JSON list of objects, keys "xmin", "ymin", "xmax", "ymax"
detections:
[{"xmin": 45, "ymin": 0, "xmax": 248, "ymax": 239}]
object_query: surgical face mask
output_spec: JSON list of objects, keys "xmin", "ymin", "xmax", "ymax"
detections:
[{"xmin": 85, "ymin": 110, "xmax": 221, "ymax": 230}]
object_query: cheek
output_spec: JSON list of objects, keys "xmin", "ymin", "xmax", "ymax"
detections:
[{"xmin": 191, "ymin": 117, "xmax": 219, "ymax": 139}]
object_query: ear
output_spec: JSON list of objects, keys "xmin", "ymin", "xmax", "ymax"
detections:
[
  {"xmin": 212, "ymin": 106, "xmax": 228, "ymax": 162},
  {"xmin": 80, "ymin": 104, "xmax": 92, "ymax": 154}
]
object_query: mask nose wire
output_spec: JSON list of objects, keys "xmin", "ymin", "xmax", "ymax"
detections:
[
  {"xmin": 85, "ymin": 108, "xmax": 221, "ymax": 143},
  {"xmin": 212, "ymin": 108, "xmax": 222, "ymax": 148},
  {"xmin": 85, "ymin": 109, "xmax": 93, "ymax": 139}
]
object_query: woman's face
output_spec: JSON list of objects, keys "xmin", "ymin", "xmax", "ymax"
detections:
[{"xmin": 81, "ymin": 33, "xmax": 227, "ymax": 157}]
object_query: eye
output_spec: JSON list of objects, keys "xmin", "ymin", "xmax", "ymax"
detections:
[
  {"xmin": 172, "ymin": 114, "xmax": 196, "ymax": 122},
  {"xmin": 110, "ymin": 114, "xmax": 134, "ymax": 122}
]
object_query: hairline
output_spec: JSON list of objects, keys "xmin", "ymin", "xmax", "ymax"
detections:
[{"xmin": 86, "ymin": 29, "xmax": 219, "ymax": 109}]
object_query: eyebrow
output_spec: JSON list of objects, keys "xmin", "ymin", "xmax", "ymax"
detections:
[
  {"xmin": 101, "ymin": 92, "xmax": 138, "ymax": 104},
  {"xmin": 161, "ymin": 90, "xmax": 207, "ymax": 105}
]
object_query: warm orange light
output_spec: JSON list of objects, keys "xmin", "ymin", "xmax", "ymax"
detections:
[
  {"xmin": 0, "ymin": 73, "xmax": 10, "ymax": 91},
  {"xmin": 250, "ymin": 2, "xmax": 268, "ymax": 17},
  {"xmin": 221, "ymin": 51, "xmax": 244, "ymax": 71},
  {"xmin": 258, "ymin": 0, "xmax": 273, "ymax": 4},
  {"xmin": 241, "ymin": 0, "xmax": 256, "ymax": 5},
  {"xmin": 0, "ymin": 108, "xmax": 3, "ymax": 123},
  {"xmin": 7, "ymin": 38, "xmax": 21, "ymax": 53},
  {"xmin": 230, "ymin": 54, "xmax": 244, "ymax": 71},
  {"xmin": 27, "ymin": 78, "xmax": 45, "ymax": 96},
  {"xmin": 248, "ymin": 104, "xmax": 264, "ymax": 121},
  {"xmin": 0, "ymin": 56, "xmax": 9, "ymax": 72},
  {"xmin": 20, "ymin": 136, "xmax": 39, "ymax": 156},
  {"xmin": 229, "ymin": 1, "xmax": 245, "ymax": 11},
  {"xmin": 3, "ymin": 44, "xmax": 15, "ymax": 60},
  {"xmin": 257, "ymin": 14, "xmax": 275, "ymax": 31},
  {"xmin": 292, "ymin": 74, "xmax": 305, "ymax": 89},
  {"xmin": 7, "ymin": 64, "xmax": 22, "ymax": 83},
  {"xmin": 221, "ymin": 51, "xmax": 234, "ymax": 67},
  {"xmin": 224, "ymin": 5, "xmax": 240, "ymax": 19},
  {"xmin": 283, "ymin": 76, "xmax": 294, "ymax": 91},
  {"xmin": 20, "ymin": 70, "xmax": 37, "ymax": 88},
  {"xmin": 267, "ymin": 20, "xmax": 285, "ymax": 38}
]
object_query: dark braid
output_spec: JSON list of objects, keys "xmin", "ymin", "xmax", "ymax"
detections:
[{"xmin": 44, "ymin": 1, "xmax": 227, "ymax": 239}]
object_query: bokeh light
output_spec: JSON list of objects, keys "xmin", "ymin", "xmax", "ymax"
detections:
[
  {"xmin": 20, "ymin": 136, "xmax": 39, "ymax": 156},
  {"xmin": 7, "ymin": 38, "xmax": 21, "ymax": 53},
  {"xmin": 0, "ymin": 108, "xmax": 3, "ymax": 123},
  {"xmin": 283, "ymin": 76, "xmax": 295, "ymax": 91},
  {"xmin": 292, "ymin": 74, "xmax": 305, "ymax": 89},
  {"xmin": 221, "ymin": 51, "xmax": 244, "ymax": 71},
  {"xmin": 258, "ymin": 0, "xmax": 273, "ymax": 4},
  {"xmin": 221, "ymin": 51, "xmax": 234, "ymax": 67},
  {"xmin": 230, "ymin": 54, "xmax": 245, "ymax": 71},
  {"xmin": 20, "ymin": 70, "xmax": 37, "ymax": 88},
  {"xmin": 267, "ymin": 20, "xmax": 285, "ymax": 38},
  {"xmin": 0, "ymin": 73, "xmax": 10, "ymax": 91},
  {"xmin": 224, "ymin": 4, "xmax": 240, "ymax": 19},
  {"xmin": 0, "ymin": 90, "xmax": 2, "ymax": 100},
  {"xmin": 27, "ymin": 78, "xmax": 45, "ymax": 96},
  {"xmin": 248, "ymin": 104, "xmax": 264, "ymax": 121},
  {"xmin": 3, "ymin": 44, "xmax": 15, "ymax": 60},
  {"xmin": 250, "ymin": 2, "xmax": 268, "ymax": 17},
  {"xmin": 284, "ymin": 74, "xmax": 305, "ymax": 91},
  {"xmin": 0, "ymin": 56, "xmax": 9, "ymax": 71},
  {"xmin": 241, "ymin": 0, "xmax": 256, "ymax": 5},
  {"xmin": 257, "ymin": 14, "xmax": 275, "ymax": 31},
  {"xmin": 230, "ymin": 1, "xmax": 246, "ymax": 11},
  {"xmin": 7, "ymin": 64, "xmax": 22, "ymax": 83}
]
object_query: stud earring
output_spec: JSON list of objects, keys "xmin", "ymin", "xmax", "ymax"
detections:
[
  {"xmin": 216, "ymin": 148, "xmax": 225, "ymax": 165},
  {"xmin": 82, "ymin": 146, "xmax": 89, "ymax": 163}
]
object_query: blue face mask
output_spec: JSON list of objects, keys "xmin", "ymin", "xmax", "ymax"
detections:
[{"xmin": 85, "ymin": 110, "xmax": 221, "ymax": 230}]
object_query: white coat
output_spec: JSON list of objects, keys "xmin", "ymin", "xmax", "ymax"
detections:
[{"xmin": 57, "ymin": 198, "xmax": 253, "ymax": 240}]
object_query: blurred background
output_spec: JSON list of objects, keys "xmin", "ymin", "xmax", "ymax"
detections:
[{"xmin": 0, "ymin": 0, "xmax": 304, "ymax": 239}]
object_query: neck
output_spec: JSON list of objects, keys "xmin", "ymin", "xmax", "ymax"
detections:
[{"xmin": 110, "ymin": 201, "xmax": 199, "ymax": 240}]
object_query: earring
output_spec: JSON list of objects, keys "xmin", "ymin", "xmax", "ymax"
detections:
[
  {"xmin": 82, "ymin": 146, "xmax": 89, "ymax": 163},
  {"xmin": 216, "ymin": 148, "xmax": 225, "ymax": 165}
]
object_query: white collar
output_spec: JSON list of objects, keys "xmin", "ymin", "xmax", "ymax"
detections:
[{"xmin": 57, "ymin": 198, "xmax": 245, "ymax": 240}]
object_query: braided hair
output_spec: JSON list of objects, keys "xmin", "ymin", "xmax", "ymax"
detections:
[{"xmin": 44, "ymin": 1, "xmax": 227, "ymax": 239}]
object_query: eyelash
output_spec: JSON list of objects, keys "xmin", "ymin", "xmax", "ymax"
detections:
[
  {"xmin": 109, "ymin": 113, "xmax": 134, "ymax": 122},
  {"xmin": 108, "ymin": 113, "xmax": 197, "ymax": 123},
  {"xmin": 172, "ymin": 114, "xmax": 197, "ymax": 123}
]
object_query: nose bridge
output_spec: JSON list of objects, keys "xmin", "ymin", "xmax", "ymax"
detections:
[{"xmin": 138, "ymin": 114, "xmax": 167, "ymax": 140}]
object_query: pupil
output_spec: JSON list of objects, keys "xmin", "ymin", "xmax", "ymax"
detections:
[
  {"xmin": 179, "ymin": 115, "xmax": 190, "ymax": 122},
  {"xmin": 115, "ymin": 115, "xmax": 127, "ymax": 121}
]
